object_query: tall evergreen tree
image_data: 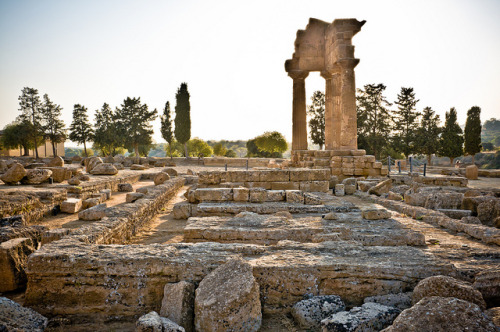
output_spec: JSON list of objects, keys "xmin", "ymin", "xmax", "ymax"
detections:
[
  {"xmin": 392, "ymin": 87, "xmax": 421, "ymax": 159},
  {"xmin": 439, "ymin": 107, "xmax": 463, "ymax": 165},
  {"xmin": 415, "ymin": 107, "xmax": 441, "ymax": 165},
  {"xmin": 93, "ymin": 103, "xmax": 119, "ymax": 156},
  {"xmin": 160, "ymin": 101, "xmax": 174, "ymax": 158},
  {"xmin": 69, "ymin": 104, "xmax": 94, "ymax": 157},
  {"xmin": 174, "ymin": 83, "xmax": 191, "ymax": 157},
  {"xmin": 18, "ymin": 87, "xmax": 43, "ymax": 158},
  {"xmin": 307, "ymin": 91, "xmax": 325, "ymax": 149},
  {"xmin": 356, "ymin": 84, "xmax": 392, "ymax": 160},
  {"xmin": 114, "ymin": 97, "xmax": 157, "ymax": 157},
  {"xmin": 464, "ymin": 106, "xmax": 482, "ymax": 163},
  {"xmin": 41, "ymin": 94, "xmax": 66, "ymax": 156}
]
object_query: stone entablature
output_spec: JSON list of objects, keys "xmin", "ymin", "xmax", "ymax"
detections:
[{"xmin": 285, "ymin": 18, "xmax": 365, "ymax": 151}]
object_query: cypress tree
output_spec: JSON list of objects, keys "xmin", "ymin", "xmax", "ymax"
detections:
[
  {"xmin": 160, "ymin": 101, "xmax": 174, "ymax": 158},
  {"xmin": 415, "ymin": 107, "xmax": 441, "ymax": 165},
  {"xmin": 174, "ymin": 83, "xmax": 191, "ymax": 157},
  {"xmin": 392, "ymin": 87, "xmax": 421, "ymax": 159},
  {"xmin": 308, "ymin": 91, "xmax": 325, "ymax": 149},
  {"xmin": 94, "ymin": 103, "xmax": 119, "ymax": 156},
  {"xmin": 464, "ymin": 106, "xmax": 482, "ymax": 163},
  {"xmin": 69, "ymin": 104, "xmax": 94, "ymax": 157},
  {"xmin": 439, "ymin": 108, "xmax": 463, "ymax": 165}
]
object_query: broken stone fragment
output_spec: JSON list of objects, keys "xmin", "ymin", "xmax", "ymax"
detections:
[
  {"xmin": 358, "ymin": 181, "xmax": 375, "ymax": 192},
  {"xmin": 130, "ymin": 164, "xmax": 147, "ymax": 170},
  {"xmin": 335, "ymin": 184, "xmax": 345, "ymax": 196},
  {"xmin": 21, "ymin": 168, "xmax": 52, "ymax": 184},
  {"xmin": 90, "ymin": 163, "xmax": 118, "ymax": 175},
  {"xmin": 368, "ymin": 178, "xmax": 392, "ymax": 196},
  {"xmin": 47, "ymin": 156, "xmax": 64, "ymax": 167},
  {"xmin": 160, "ymin": 281, "xmax": 195, "ymax": 332},
  {"xmin": 136, "ymin": 311, "xmax": 185, "ymax": 332},
  {"xmin": 118, "ymin": 183, "xmax": 134, "ymax": 192},
  {"xmin": 286, "ymin": 190, "xmax": 304, "ymax": 203},
  {"xmin": 61, "ymin": 198, "xmax": 83, "ymax": 214},
  {"xmin": 85, "ymin": 156, "xmax": 103, "ymax": 173},
  {"xmin": 0, "ymin": 163, "xmax": 27, "ymax": 184},
  {"xmin": 291, "ymin": 295, "xmax": 345, "ymax": 329},
  {"xmin": 362, "ymin": 208, "xmax": 391, "ymax": 220},
  {"xmin": 0, "ymin": 237, "xmax": 35, "ymax": 292},
  {"xmin": 194, "ymin": 258, "xmax": 261, "ymax": 332},
  {"xmin": 0, "ymin": 296, "xmax": 48, "ymax": 332},
  {"xmin": 78, "ymin": 203, "xmax": 107, "ymax": 221},
  {"xmin": 323, "ymin": 212, "xmax": 338, "ymax": 220},
  {"xmin": 67, "ymin": 176, "xmax": 81, "ymax": 185},
  {"xmin": 173, "ymin": 202, "xmax": 191, "ymax": 219},
  {"xmin": 473, "ymin": 269, "xmax": 500, "ymax": 307},
  {"xmin": 163, "ymin": 167, "xmax": 178, "ymax": 176},
  {"xmin": 82, "ymin": 197, "xmax": 101, "ymax": 209},
  {"xmin": 154, "ymin": 172, "xmax": 170, "ymax": 185},
  {"xmin": 364, "ymin": 292, "xmax": 412, "ymax": 311},
  {"xmin": 126, "ymin": 192, "xmax": 145, "ymax": 203}
]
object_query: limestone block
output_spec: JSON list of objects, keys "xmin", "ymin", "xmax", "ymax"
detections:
[
  {"xmin": 286, "ymin": 190, "xmax": 304, "ymax": 204},
  {"xmin": 473, "ymin": 269, "xmax": 500, "ymax": 307},
  {"xmin": 249, "ymin": 188, "xmax": 267, "ymax": 203},
  {"xmin": 291, "ymin": 295, "xmax": 345, "ymax": 329},
  {"xmin": 344, "ymin": 184, "xmax": 356, "ymax": 195},
  {"xmin": 118, "ymin": 183, "xmax": 134, "ymax": 192},
  {"xmin": 412, "ymin": 275, "xmax": 486, "ymax": 309},
  {"xmin": 130, "ymin": 164, "xmax": 147, "ymax": 170},
  {"xmin": 383, "ymin": 297, "xmax": 496, "ymax": 332},
  {"xmin": 342, "ymin": 156, "xmax": 354, "ymax": 163},
  {"xmin": 83, "ymin": 198, "xmax": 101, "ymax": 209},
  {"xmin": 329, "ymin": 175, "xmax": 339, "ymax": 189},
  {"xmin": 466, "ymin": 165, "xmax": 479, "ymax": 180},
  {"xmin": 299, "ymin": 181, "xmax": 329, "ymax": 192},
  {"xmin": 0, "ymin": 297, "xmax": 48, "ymax": 332},
  {"xmin": 91, "ymin": 192, "xmax": 107, "ymax": 202},
  {"xmin": 160, "ymin": 281, "xmax": 195, "ymax": 332},
  {"xmin": 303, "ymin": 193, "xmax": 322, "ymax": 205},
  {"xmin": 331, "ymin": 156, "xmax": 342, "ymax": 162},
  {"xmin": 357, "ymin": 181, "xmax": 375, "ymax": 192},
  {"xmin": 61, "ymin": 198, "xmax": 82, "ymax": 213},
  {"xmin": 332, "ymin": 150, "xmax": 351, "ymax": 156},
  {"xmin": 173, "ymin": 203, "xmax": 191, "ymax": 219},
  {"xmin": 354, "ymin": 169, "xmax": 365, "ymax": 176},
  {"xmin": 90, "ymin": 163, "xmax": 118, "ymax": 175},
  {"xmin": 258, "ymin": 170, "xmax": 289, "ymax": 182},
  {"xmin": 195, "ymin": 188, "xmax": 233, "ymax": 202},
  {"xmin": 47, "ymin": 156, "xmax": 64, "ymax": 167},
  {"xmin": 270, "ymin": 182, "xmax": 300, "ymax": 190},
  {"xmin": 323, "ymin": 212, "xmax": 338, "ymax": 220},
  {"xmin": 290, "ymin": 169, "xmax": 329, "ymax": 181},
  {"xmin": 351, "ymin": 149, "xmax": 366, "ymax": 156},
  {"xmin": 424, "ymin": 192, "xmax": 464, "ymax": 210},
  {"xmin": 266, "ymin": 190, "xmax": 285, "ymax": 202},
  {"xmin": 79, "ymin": 174, "xmax": 90, "ymax": 181},
  {"xmin": 387, "ymin": 191, "xmax": 403, "ymax": 201},
  {"xmin": 226, "ymin": 171, "xmax": 247, "ymax": 183},
  {"xmin": 154, "ymin": 172, "xmax": 171, "ymax": 185},
  {"xmin": 368, "ymin": 179, "xmax": 392, "ymax": 196},
  {"xmin": 136, "ymin": 311, "xmax": 185, "ymax": 332},
  {"xmin": 437, "ymin": 209, "xmax": 471, "ymax": 219},
  {"xmin": 85, "ymin": 156, "xmax": 103, "ymax": 173},
  {"xmin": 78, "ymin": 204, "xmax": 107, "ymax": 221},
  {"xmin": 461, "ymin": 216, "xmax": 482, "ymax": 224},
  {"xmin": 194, "ymin": 258, "xmax": 261, "ymax": 332},
  {"xmin": 232, "ymin": 187, "xmax": 249, "ymax": 202},
  {"xmin": 113, "ymin": 162, "xmax": 125, "ymax": 170},
  {"xmin": 331, "ymin": 168, "xmax": 342, "ymax": 176},
  {"xmin": 365, "ymin": 155, "xmax": 376, "ymax": 163},
  {"xmin": 362, "ymin": 208, "xmax": 391, "ymax": 220},
  {"xmin": 126, "ymin": 192, "xmax": 145, "ymax": 203},
  {"xmin": 46, "ymin": 167, "xmax": 72, "ymax": 183},
  {"xmin": 163, "ymin": 167, "xmax": 178, "ymax": 177},
  {"xmin": 335, "ymin": 184, "xmax": 345, "ymax": 196},
  {"xmin": 245, "ymin": 171, "xmax": 260, "ymax": 182},
  {"xmin": 41, "ymin": 228, "xmax": 72, "ymax": 245},
  {"xmin": 372, "ymin": 162, "xmax": 382, "ymax": 169},
  {"xmin": 404, "ymin": 192, "xmax": 426, "ymax": 207},
  {"xmin": 244, "ymin": 182, "xmax": 271, "ymax": 190},
  {"xmin": 321, "ymin": 302, "xmax": 400, "ymax": 332},
  {"xmin": 100, "ymin": 189, "xmax": 112, "ymax": 200},
  {"xmin": 364, "ymin": 292, "xmax": 412, "ymax": 311},
  {"xmin": 0, "ymin": 237, "xmax": 35, "ymax": 292},
  {"xmin": 342, "ymin": 168, "xmax": 354, "ymax": 176},
  {"xmin": 381, "ymin": 166, "xmax": 389, "ymax": 176},
  {"xmin": 21, "ymin": 169, "xmax": 52, "ymax": 184},
  {"xmin": 0, "ymin": 163, "xmax": 27, "ymax": 184},
  {"xmin": 477, "ymin": 199, "xmax": 500, "ymax": 225},
  {"xmin": 68, "ymin": 176, "xmax": 81, "ymax": 185},
  {"xmin": 187, "ymin": 169, "xmax": 195, "ymax": 175},
  {"xmin": 103, "ymin": 156, "xmax": 115, "ymax": 163}
]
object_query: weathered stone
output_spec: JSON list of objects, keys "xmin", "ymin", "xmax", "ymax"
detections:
[
  {"xmin": 0, "ymin": 237, "xmax": 35, "ymax": 292},
  {"xmin": 187, "ymin": 169, "xmax": 195, "ymax": 175},
  {"xmin": 466, "ymin": 165, "xmax": 479, "ymax": 180},
  {"xmin": 403, "ymin": 191, "xmax": 427, "ymax": 207},
  {"xmin": 461, "ymin": 216, "xmax": 482, "ymax": 224},
  {"xmin": 329, "ymin": 175, "xmax": 339, "ymax": 189},
  {"xmin": 249, "ymin": 188, "xmax": 267, "ymax": 203},
  {"xmin": 136, "ymin": 311, "xmax": 185, "ymax": 332},
  {"xmin": 412, "ymin": 275, "xmax": 486, "ymax": 309},
  {"xmin": 90, "ymin": 163, "xmax": 118, "ymax": 175},
  {"xmin": 82, "ymin": 197, "xmax": 101, "ymax": 209},
  {"xmin": 154, "ymin": 172, "xmax": 171, "ymax": 185},
  {"xmin": 130, "ymin": 164, "xmax": 147, "ymax": 170},
  {"xmin": 21, "ymin": 168, "xmax": 52, "ymax": 184},
  {"xmin": 299, "ymin": 180, "xmax": 329, "ymax": 192},
  {"xmin": 335, "ymin": 184, "xmax": 345, "ymax": 196},
  {"xmin": 478, "ymin": 198, "xmax": 500, "ymax": 225},
  {"xmin": 46, "ymin": 167, "xmax": 72, "ymax": 183},
  {"xmin": 274, "ymin": 210, "xmax": 293, "ymax": 219},
  {"xmin": 0, "ymin": 163, "xmax": 27, "ymax": 184},
  {"xmin": 173, "ymin": 202, "xmax": 191, "ymax": 219},
  {"xmin": 364, "ymin": 293, "xmax": 412, "ymax": 311},
  {"xmin": 61, "ymin": 198, "xmax": 82, "ymax": 214},
  {"xmin": 286, "ymin": 190, "xmax": 304, "ymax": 203},
  {"xmin": 382, "ymin": 297, "xmax": 497, "ymax": 332},
  {"xmin": 342, "ymin": 177, "xmax": 357, "ymax": 186},
  {"xmin": 0, "ymin": 159, "xmax": 8, "ymax": 173},
  {"xmin": 103, "ymin": 156, "xmax": 115, "ymax": 163},
  {"xmin": 387, "ymin": 191, "xmax": 403, "ymax": 201},
  {"xmin": 47, "ymin": 156, "xmax": 64, "ymax": 167},
  {"xmin": 425, "ymin": 192, "xmax": 464, "ymax": 210},
  {"xmin": 485, "ymin": 307, "xmax": 500, "ymax": 329},
  {"xmin": 358, "ymin": 181, "xmax": 375, "ymax": 192},
  {"xmin": 473, "ymin": 269, "xmax": 500, "ymax": 307},
  {"xmin": 113, "ymin": 162, "xmax": 125, "ymax": 170},
  {"xmin": 362, "ymin": 208, "xmax": 391, "ymax": 220},
  {"xmin": 126, "ymin": 192, "xmax": 145, "ymax": 203},
  {"xmin": 101, "ymin": 189, "xmax": 112, "ymax": 200},
  {"xmin": 79, "ymin": 174, "xmax": 90, "ymax": 181},
  {"xmin": 266, "ymin": 190, "xmax": 286, "ymax": 202},
  {"xmin": 67, "ymin": 176, "xmax": 81, "ymax": 185},
  {"xmin": 0, "ymin": 296, "xmax": 48, "ymax": 332},
  {"xmin": 195, "ymin": 188, "xmax": 232, "ymax": 202},
  {"xmin": 194, "ymin": 258, "xmax": 261, "ymax": 332},
  {"xmin": 323, "ymin": 212, "xmax": 338, "ymax": 220},
  {"xmin": 304, "ymin": 192, "xmax": 322, "ymax": 205},
  {"xmin": 160, "ymin": 281, "xmax": 195, "ymax": 332},
  {"xmin": 78, "ymin": 204, "xmax": 107, "ymax": 221},
  {"xmin": 344, "ymin": 184, "xmax": 356, "ymax": 195},
  {"xmin": 163, "ymin": 168, "xmax": 178, "ymax": 177},
  {"xmin": 118, "ymin": 183, "xmax": 134, "ymax": 192},
  {"xmin": 291, "ymin": 295, "xmax": 345, "ymax": 329},
  {"xmin": 368, "ymin": 179, "xmax": 392, "ymax": 196},
  {"xmin": 321, "ymin": 302, "xmax": 400, "ymax": 332},
  {"xmin": 233, "ymin": 187, "xmax": 250, "ymax": 202},
  {"xmin": 85, "ymin": 156, "xmax": 103, "ymax": 173}
]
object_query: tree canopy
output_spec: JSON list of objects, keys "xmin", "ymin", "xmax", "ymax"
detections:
[
  {"xmin": 439, "ymin": 107, "xmax": 463, "ymax": 165},
  {"xmin": 1, "ymin": 121, "xmax": 36, "ymax": 156},
  {"xmin": 187, "ymin": 138, "xmax": 212, "ymax": 157},
  {"xmin": 308, "ymin": 91, "xmax": 325, "ymax": 149},
  {"xmin": 255, "ymin": 131, "xmax": 288, "ymax": 156},
  {"xmin": 464, "ymin": 106, "xmax": 482, "ymax": 160},
  {"xmin": 160, "ymin": 101, "xmax": 174, "ymax": 158},
  {"xmin": 93, "ymin": 103, "xmax": 120, "ymax": 156},
  {"xmin": 415, "ymin": 107, "xmax": 441, "ymax": 164},
  {"xmin": 174, "ymin": 83, "xmax": 191, "ymax": 157},
  {"xmin": 69, "ymin": 104, "xmax": 94, "ymax": 157},
  {"xmin": 392, "ymin": 87, "xmax": 421, "ymax": 158},
  {"xmin": 41, "ymin": 94, "xmax": 66, "ymax": 156},
  {"xmin": 18, "ymin": 87, "xmax": 44, "ymax": 158}
]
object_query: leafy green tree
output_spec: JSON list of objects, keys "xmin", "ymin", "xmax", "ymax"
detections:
[
  {"xmin": 187, "ymin": 138, "xmax": 212, "ymax": 157},
  {"xmin": 482, "ymin": 142, "xmax": 494, "ymax": 151},
  {"xmin": 93, "ymin": 103, "xmax": 120, "ymax": 156},
  {"xmin": 255, "ymin": 131, "xmax": 288, "ymax": 157},
  {"xmin": 415, "ymin": 107, "xmax": 441, "ymax": 165},
  {"xmin": 439, "ymin": 107, "xmax": 463, "ymax": 165},
  {"xmin": 18, "ymin": 87, "xmax": 44, "ymax": 158},
  {"xmin": 69, "ymin": 104, "xmax": 94, "ymax": 157},
  {"xmin": 356, "ymin": 84, "xmax": 392, "ymax": 160},
  {"xmin": 213, "ymin": 143, "xmax": 227, "ymax": 156},
  {"xmin": 392, "ymin": 87, "xmax": 420, "ymax": 159},
  {"xmin": 174, "ymin": 83, "xmax": 191, "ymax": 157},
  {"xmin": 41, "ymin": 94, "xmax": 66, "ymax": 156},
  {"xmin": 114, "ymin": 97, "xmax": 157, "ymax": 157},
  {"xmin": 307, "ymin": 91, "xmax": 325, "ymax": 149},
  {"xmin": 160, "ymin": 101, "xmax": 174, "ymax": 158},
  {"xmin": 225, "ymin": 149, "xmax": 237, "ymax": 158},
  {"xmin": 1, "ymin": 121, "xmax": 36, "ymax": 156},
  {"xmin": 464, "ymin": 106, "xmax": 482, "ymax": 163}
]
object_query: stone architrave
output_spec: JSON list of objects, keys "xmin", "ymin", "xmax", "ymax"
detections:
[{"xmin": 285, "ymin": 18, "xmax": 365, "ymax": 151}]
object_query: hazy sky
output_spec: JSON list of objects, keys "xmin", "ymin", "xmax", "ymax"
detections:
[{"xmin": 1, "ymin": 0, "xmax": 499, "ymax": 146}]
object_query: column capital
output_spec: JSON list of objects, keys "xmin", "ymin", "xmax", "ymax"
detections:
[
  {"xmin": 288, "ymin": 70, "xmax": 309, "ymax": 80},
  {"xmin": 337, "ymin": 58, "xmax": 360, "ymax": 70},
  {"xmin": 320, "ymin": 70, "xmax": 333, "ymax": 80}
]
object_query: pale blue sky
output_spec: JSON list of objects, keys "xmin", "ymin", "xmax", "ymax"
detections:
[{"xmin": 1, "ymin": 0, "xmax": 499, "ymax": 145}]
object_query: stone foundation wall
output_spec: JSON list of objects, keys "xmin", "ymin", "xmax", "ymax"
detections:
[
  {"xmin": 63, "ymin": 172, "xmax": 142, "ymax": 199},
  {"xmin": 198, "ymin": 169, "xmax": 330, "ymax": 192},
  {"xmin": 390, "ymin": 174, "xmax": 468, "ymax": 187}
]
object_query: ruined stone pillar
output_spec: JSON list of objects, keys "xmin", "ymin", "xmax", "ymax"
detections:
[
  {"xmin": 321, "ymin": 71, "xmax": 334, "ymax": 150},
  {"xmin": 289, "ymin": 71, "xmax": 309, "ymax": 151},
  {"xmin": 339, "ymin": 59, "xmax": 359, "ymax": 150}
]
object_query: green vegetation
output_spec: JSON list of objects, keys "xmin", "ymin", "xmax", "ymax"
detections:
[
  {"xmin": 41, "ymin": 94, "xmax": 66, "ymax": 156},
  {"xmin": 392, "ymin": 87, "xmax": 420, "ymax": 158},
  {"xmin": 187, "ymin": 138, "xmax": 212, "ymax": 157},
  {"xmin": 93, "ymin": 103, "xmax": 120, "ymax": 156},
  {"xmin": 415, "ymin": 107, "xmax": 441, "ymax": 164},
  {"xmin": 69, "ymin": 104, "xmax": 94, "ymax": 157},
  {"xmin": 308, "ymin": 91, "xmax": 325, "ymax": 149},
  {"xmin": 160, "ymin": 101, "xmax": 174, "ymax": 158},
  {"xmin": 439, "ymin": 108, "xmax": 464, "ymax": 165},
  {"xmin": 464, "ymin": 106, "xmax": 482, "ymax": 162},
  {"xmin": 481, "ymin": 118, "xmax": 500, "ymax": 149},
  {"xmin": 174, "ymin": 83, "xmax": 191, "ymax": 157},
  {"xmin": 18, "ymin": 87, "xmax": 44, "ymax": 158}
]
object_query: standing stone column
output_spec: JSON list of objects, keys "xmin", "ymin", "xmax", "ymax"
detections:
[
  {"xmin": 339, "ymin": 59, "xmax": 359, "ymax": 150},
  {"xmin": 288, "ymin": 71, "xmax": 309, "ymax": 151}
]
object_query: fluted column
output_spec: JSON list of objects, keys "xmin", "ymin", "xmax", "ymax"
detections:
[
  {"xmin": 288, "ymin": 71, "xmax": 309, "ymax": 151},
  {"xmin": 339, "ymin": 59, "xmax": 359, "ymax": 150}
]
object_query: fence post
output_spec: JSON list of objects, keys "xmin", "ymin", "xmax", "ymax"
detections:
[
  {"xmin": 398, "ymin": 161, "xmax": 401, "ymax": 174},
  {"xmin": 225, "ymin": 163, "xmax": 227, "ymax": 171},
  {"xmin": 246, "ymin": 160, "xmax": 249, "ymax": 170},
  {"xmin": 423, "ymin": 163, "xmax": 427, "ymax": 177},
  {"xmin": 388, "ymin": 156, "xmax": 391, "ymax": 174},
  {"xmin": 409, "ymin": 156, "xmax": 413, "ymax": 173}
]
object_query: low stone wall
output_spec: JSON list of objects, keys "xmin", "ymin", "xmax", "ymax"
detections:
[
  {"xmin": 62, "ymin": 172, "xmax": 142, "ymax": 199},
  {"xmin": 198, "ymin": 169, "xmax": 330, "ymax": 192},
  {"xmin": 391, "ymin": 174, "xmax": 468, "ymax": 187},
  {"xmin": 203, "ymin": 157, "xmax": 283, "ymax": 167}
]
